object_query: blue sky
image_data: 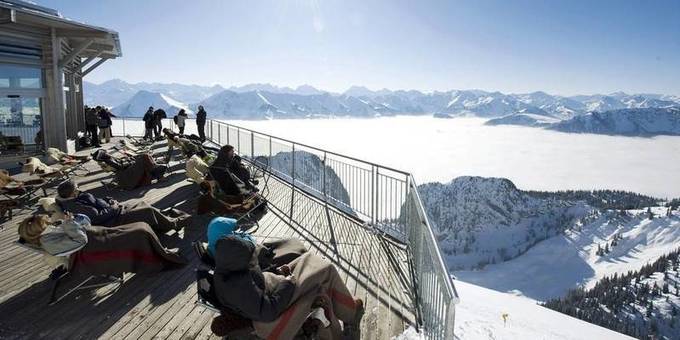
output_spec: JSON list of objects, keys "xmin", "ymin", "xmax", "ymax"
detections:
[{"xmin": 38, "ymin": 0, "xmax": 680, "ymax": 95}]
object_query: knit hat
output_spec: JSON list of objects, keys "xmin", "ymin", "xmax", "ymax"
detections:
[
  {"xmin": 57, "ymin": 179, "xmax": 77, "ymax": 198},
  {"xmin": 19, "ymin": 215, "xmax": 48, "ymax": 245}
]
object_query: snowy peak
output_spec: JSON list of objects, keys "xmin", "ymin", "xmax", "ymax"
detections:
[{"xmin": 111, "ymin": 90, "xmax": 192, "ymax": 117}]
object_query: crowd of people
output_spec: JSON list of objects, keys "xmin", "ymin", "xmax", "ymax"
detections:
[{"xmin": 14, "ymin": 102, "xmax": 364, "ymax": 339}]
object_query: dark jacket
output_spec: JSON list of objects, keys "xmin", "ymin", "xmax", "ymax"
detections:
[
  {"xmin": 153, "ymin": 109, "xmax": 167, "ymax": 122},
  {"xmin": 57, "ymin": 192, "xmax": 121, "ymax": 226},
  {"xmin": 143, "ymin": 111, "xmax": 154, "ymax": 129},
  {"xmin": 98, "ymin": 111, "xmax": 113, "ymax": 128},
  {"xmin": 196, "ymin": 109, "xmax": 207, "ymax": 125},
  {"xmin": 209, "ymin": 152, "xmax": 243, "ymax": 196},
  {"xmin": 214, "ymin": 236, "xmax": 295, "ymax": 322}
]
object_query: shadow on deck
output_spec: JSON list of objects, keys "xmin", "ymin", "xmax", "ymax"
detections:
[{"xmin": 0, "ymin": 140, "xmax": 415, "ymax": 339}]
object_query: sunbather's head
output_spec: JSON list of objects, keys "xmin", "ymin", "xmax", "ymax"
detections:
[
  {"xmin": 18, "ymin": 214, "xmax": 49, "ymax": 245},
  {"xmin": 57, "ymin": 179, "xmax": 78, "ymax": 199},
  {"xmin": 214, "ymin": 235, "xmax": 255, "ymax": 272},
  {"xmin": 218, "ymin": 145, "xmax": 235, "ymax": 160},
  {"xmin": 207, "ymin": 216, "xmax": 255, "ymax": 257}
]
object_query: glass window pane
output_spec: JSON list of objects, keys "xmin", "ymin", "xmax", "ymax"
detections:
[
  {"xmin": 0, "ymin": 97, "xmax": 42, "ymax": 146},
  {"xmin": 0, "ymin": 64, "xmax": 42, "ymax": 89}
]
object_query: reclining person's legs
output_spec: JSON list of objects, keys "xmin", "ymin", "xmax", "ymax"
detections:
[{"xmin": 115, "ymin": 201, "xmax": 185, "ymax": 232}]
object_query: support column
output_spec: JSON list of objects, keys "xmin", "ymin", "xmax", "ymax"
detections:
[{"xmin": 42, "ymin": 28, "xmax": 67, "ymax": 151}]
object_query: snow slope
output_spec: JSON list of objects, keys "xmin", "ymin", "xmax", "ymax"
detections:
[
  {"xmin": 454, "ymin": 280, "xmax": 634, "ymax": 340},
  {"xmin": 456, "ymin": 208, "xmax": 680, "ymax": 301},
  {"xmin": 111, "ymin": 90, "xmax": 193, "ymax": 117}
]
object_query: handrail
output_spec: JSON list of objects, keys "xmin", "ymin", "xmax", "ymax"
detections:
[{"xmin": 109, "ymin": 116, "xmax": 458, "ymax": 339}]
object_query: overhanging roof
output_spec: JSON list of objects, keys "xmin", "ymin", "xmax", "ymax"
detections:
[{"xmin": 0, "ymin": 0, "xmax": 122, "ymax": 59}]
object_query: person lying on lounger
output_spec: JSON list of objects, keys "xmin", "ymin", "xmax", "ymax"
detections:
[
  {"xmin": 92, "ymin": 149, "xmax": 167, "ymax": 189},
  {"xmin": 55, "ymin": 179, "xmax": 190, "ymax": 233},
  {"xmin": 207, "ymin": 217, "xmax": 363, "ymax": 339},
  {"xmin": 209, "ymin": 145, "xmax": 258, "ymax": 195},
  {"xmin": 196, "ymin": 180, "xmax": 266, "ymax": 218},
  {"xmin": 163, "ymin": 128, "xmax": 215, "ymax": 162},
  {"xmin": 18, "ymin": 213, "xmax": 185, "ymax": 274}
]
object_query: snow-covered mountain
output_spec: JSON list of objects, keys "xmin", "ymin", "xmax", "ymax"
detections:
[
  {"xmin": 110, "ymin": 90, "xmax": 193, "ymax": 117},
  {"xmin": 85, "ymin": 79, "xmax": 680, "ymax": 119},
  {"xmin": 418, "ymin": 176, "xmax": 591, "ymax": 270},
  {"xmin": 549, "ymin": 108, "xmax": 680, "ymax": 136},
  {"xmin": 227, "ymin": 83, "xmax": 327, "ymax": 96},
  {"xmin": 84, "ymin": 79, "xmax": 224, "ymax": 107}
]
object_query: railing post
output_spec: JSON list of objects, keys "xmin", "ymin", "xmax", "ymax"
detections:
[
  {"xmin": 251, "ymin": 132, "xmax": 254, "ymax": 159},
  {"xmin": 290, "ymin": 143, "xmax": 295, "ymax": 218},
  {"xmin": 237, "ymin": 127, "xmax": 240, "ymax": 154},
  {"xmin": 371, "ymin": 165, "xmax": 376, "ymax": 225},
  {"xmin": 218, "ymin": 124, "xmax": 221, "ymax": 144},
  {"xmin": 322, "ymin": 152, "xmax": 327, "ymax": 200},
  {"xmin": 122, "ymin": 117, "xmax": 126, "ymax": 136}
]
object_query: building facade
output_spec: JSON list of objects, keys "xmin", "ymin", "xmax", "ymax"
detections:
[{"xmin": 0, "ymin": 0, "xmax": 120, "ymax": 152}]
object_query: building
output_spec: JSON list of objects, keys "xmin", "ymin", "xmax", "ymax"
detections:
[{"xmin": 0, "ymin": 0, "xmax": 121, "ymax": 152}]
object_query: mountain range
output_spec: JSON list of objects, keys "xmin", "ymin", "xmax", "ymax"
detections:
[{"xmin": 86, "ymin": 79, "xmax": 680, "ymax": 121}]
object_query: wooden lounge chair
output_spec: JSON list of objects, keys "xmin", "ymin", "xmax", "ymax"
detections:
[{"xmin": 15, "ymin": 238, "xmax": 124, "ymax": 305}]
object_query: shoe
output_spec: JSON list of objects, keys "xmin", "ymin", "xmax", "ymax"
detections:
[
  {"xmin": 165, "ymin": 247, "xmax": 180, "ymax": 255},
  {"xmin": 210, "ymin": 313, "xmax": 251, "ymax": 337}
]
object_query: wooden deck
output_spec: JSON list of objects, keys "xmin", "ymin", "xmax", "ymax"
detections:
[{"xmin": 0, "ymin": 140, "xmax": 416, "ymax": 339}]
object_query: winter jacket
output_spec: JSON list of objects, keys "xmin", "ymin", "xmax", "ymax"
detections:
[
  {"xmin": 143, "ymin": 111, "xmax": 154, "ymax": 129},
  {"xmin": 196, "ymin": 109, "xmax": 207, "ymax": 125},
  {"xmin": 39, "ymin": 214, "xmax": 90, "ymax": 255},
  {"xmin": 85, "ymin": 110, "xmax": 99, "ymax": 126},
  {"xmin": 214, "ymin": 236, "xmax": 295, "ymax": 322},
  {"xmin": 57, "ymin": 193, "xmax": 121, "ymax": 226},
  {"xmin": 98, "ymin": 111, "xmax": 115, "ymax": 128},
  {"xmin": 176, "ymin": 113, "xmax": 187, "ymax": 127},
  {"xmin": 153, "ymin": 109, "xmax": 167, "ymax": 122}
]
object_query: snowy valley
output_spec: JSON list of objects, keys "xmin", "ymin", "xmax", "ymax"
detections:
[{"xmin": 417, "ymin": 176, "xmax": 680, "ymax": 339}]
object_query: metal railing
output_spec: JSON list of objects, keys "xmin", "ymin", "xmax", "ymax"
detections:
[{"xmin": 110, "ymin": 116, "xmax": 459, "ymax": 339}]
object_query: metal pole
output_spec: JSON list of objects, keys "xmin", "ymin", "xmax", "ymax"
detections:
[
  {"xmin": 251, "ymin": 132, "xmax": 254, "ymax": 159},
  {"xmin": 122, "ymin": 117, "xmax": 126, "ymax": 136},
  {"xmin": 322, "ymin": 152, "xmax": 327, "ymax": 200},
  {"xmin": 290, "ymin": 143, "xmax": 296, "ymax": 218}
]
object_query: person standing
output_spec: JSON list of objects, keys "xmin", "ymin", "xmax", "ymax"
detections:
[
  {"xmin": 152, "ymin": 108, "xmax": 166, "ymax": 140},
  {"xmin": 143, "ymin": 107, "xmax": 154, "ymax": 141},
  {"xmin": 196, "ymin": 105, "xmax": 207, "ymax": 141},
  {"xmin": 98, "ymin": 107, "xmax": 115, "ymax": 144},
  {"xmin": 85, "ymin": 108, "xmax": 100, "ymax": 147},
  {"xmin": 175, "ymin": 109, "xmax": 188, "ymax": 135}
]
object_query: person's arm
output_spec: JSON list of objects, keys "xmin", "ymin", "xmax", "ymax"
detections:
[{"xmin": 253, "ymin": 275, "xmax": 296, "ymax": 321}]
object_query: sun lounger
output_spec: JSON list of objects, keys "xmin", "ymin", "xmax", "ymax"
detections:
[{"xmin": 15, "ymin": 238, "xmax": 124, "ymax": 305}]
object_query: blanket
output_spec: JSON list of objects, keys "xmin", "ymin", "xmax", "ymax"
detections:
[
  {"xmin": 253, "ymin": 253, "xmax": 360, "ymax": 340},
  {"xmin": 70, "ymin": 222, "xmax": 186, "ymax": 276}
]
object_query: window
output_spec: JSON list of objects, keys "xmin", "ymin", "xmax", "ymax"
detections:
[{"xmin": 0, "ymin": 64, "xmax": 43, "ymax": 89}]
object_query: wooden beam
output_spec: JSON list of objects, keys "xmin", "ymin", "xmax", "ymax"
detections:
[
  {"xmin": 58, "ymin": 38, "xmax": 93, "ymax": 68},
  {"xmin": 78, "ymin": 50, "xmax": 103, "ymax": 70},
  {"xmin": 81, "ymin": 57, "xmax": 107, "ymax": 77}
]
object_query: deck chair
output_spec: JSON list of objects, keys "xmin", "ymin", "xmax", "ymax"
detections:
[
  {"xmin": 45, "ymin": 148, "xmax": 91, "ymax": 176},
  {"xmin": 195, "ymin": 270, "xmax": 255, "ymax": 337},
  {"xmin": 15, "ymin": 238, "xmax": 124, "ymax": 305},
  {"xmin": 1, "ymin": 170, "xmax": 50, "ymax": 219}
]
